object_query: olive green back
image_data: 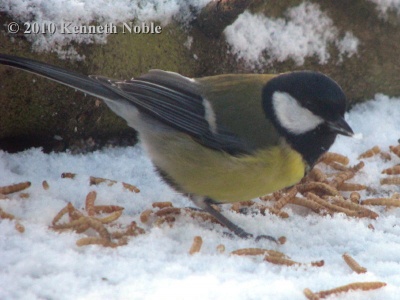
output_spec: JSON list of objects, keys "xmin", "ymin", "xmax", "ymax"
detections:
[{"xmin": 197, "ymin": 74, "xmax": 280, "ymax": 151}]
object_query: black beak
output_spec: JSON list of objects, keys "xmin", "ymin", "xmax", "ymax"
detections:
[{"xmin": 327, "ymin": 117, "xmax": 354, "ymax": 137}]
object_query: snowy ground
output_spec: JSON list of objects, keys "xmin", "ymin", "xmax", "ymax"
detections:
[{"xmin": 1, "ymin": 94, "xmax": 400, "ymax": 300}]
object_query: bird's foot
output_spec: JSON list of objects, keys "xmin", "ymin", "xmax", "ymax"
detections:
[{"xmin": 223, "ymin": 230, "xmax": 278, "ymax": 244}]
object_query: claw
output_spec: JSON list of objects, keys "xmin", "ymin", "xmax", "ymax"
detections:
[{"xmin": 255, "ymin": 234, "xmax": 278, "ymax": 243}]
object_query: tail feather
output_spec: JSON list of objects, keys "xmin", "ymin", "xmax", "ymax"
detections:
[
  {"xmin": 0, "ymin": 53, "xmax": 144, "ymax": 127},
  {"xmin": 0, "ymin": 54, "xmax": 119, "ymax": 101}
]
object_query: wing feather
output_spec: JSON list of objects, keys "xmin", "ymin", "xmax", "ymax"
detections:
[{"xmin": 90, "ymin": 72, "xmax": 251, "ymax": 154}]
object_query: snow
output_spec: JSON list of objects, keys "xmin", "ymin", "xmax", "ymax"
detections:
[
  {"xmin": 1, "ymin": 95, "xmax": 400, "ymax": 300},
  {"xmin": 0, "ymin": 0, "xmax": 211, "ymax": 59},
  {"xmin": 224, "ymin": 2, "xmax": 359, "ymax": 66},
  {"xmin": 368, "ymin": 0, "xmax": 400, "ymax": 16}
]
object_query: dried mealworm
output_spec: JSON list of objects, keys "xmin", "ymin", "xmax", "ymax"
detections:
[
  {"xmin": 85, "ymin": 191, "xmax": 97, "ymax": 216},
  {"xmin": 382, "ymin": 165, "xmax": 400, "ymax": 175},
  {"xmin": 61, "ymin": 172, "xmax": 76, "ymax": 179},
  {"xmin": 268, "ymin": 250, "xmax": 290, "ymax": 258},
  {"xmin": 278, "ymin": 236, "xmax": 287, "ymax": 245},
  {"xmin": 0, "ymin": 208, "xmax": 15, "ymax": 220},
  {"xmin": 122, "ymin": 182, "xmax": 140, "ymax": 193},
  {"xmin": 96, "ymin": 210, "xmax": 123, "ymax": 224},
  {"xmin": 272, "ymin": 191, "xmax": 283, "ymax": 200},
  {"xmin": 90, "ymin": 176, "xmax": 116, "ymax": 186},
  {"xmin": 42, "ymin": 180, "xmax": 50, "ymax": 190},
  {"xmin": 152, "ymin": 202, "xmax": 173, "ymax": 209},
  {"xmin": 393, "ymin": 193, "xmax": 400, "ymax": 199},
  {"xmin": 187, "ymin": 209, "xmax": 223, "ymax": 225},
  {"xmin": 110, "ymin": 231, "xmax": 125, "ymax": 239},
  {"xmin": 216, "ymin": 244, "xmax": 225, "ymax": 253},
  {"xmin": 332, "ymin": 169, "xmax": 358, "ymax": 187},
  {"xmin": 0, "ymin": 181, "xmax": 31, "ymax": 195},
  {"xmin": 297, "ymin": 182, "xmax": 339, "ymax": 196},
  {"xmin": 52, "ymin": 216, "xmax": 87, "ymax": 230},
  {"xmin": 231, "ymin": 248, "xmax": 271, "ymax": 256},
  {"xmin": 111, "ymin": 222, "xmax": 145, "ymax": 239},
  {"xmin": 337, "ymin": 182, "xmax": 367, "ymax": 191},
  {"xmin": 315, "ymin": 282, "xmax": 386, "ymax": 298},
  {"xmin": 75, "ymin": 223, "xmax": 91, "ymax": 234},
  {"xmin": 330, "ymin": 196, "xmax": 378, "ymax": 219},
  {"xmin": 15, "ymin": 222, "xmax": 25, "ymax": 233},
  {"xmin": 154, "ymin": 215, "xmax": 176, "ymax": 227},
  {"xmin": 362, "ymin": 198, "xmax": 400, "ymax": 207},
  {"xmin": 380, "ymin": 152, "xmax": 392, "ymax": 161},
  {"xmin": 140, "ymin": 209, "xmax": 154, "ymax": 223},
  {"xmin": 389, "ymin": 145, "xmax": 400, "ymax": 158},
  {"xmin": 231, "ymin": 201, "xmax": 255, "ymax": 213},
  {"xmin": 266, "ymin": 253, "xmax": 323, "ymax": 268},
  {"xmin": 238, "ymin": 201, "xmax": 256, "ymax": 207},
  {"xmin": 380, "ymin": 177, "xmax": 400, "ymax": 185},
  {"xmin": 231, "ymin": 248, "xmax": 288, "ymax": 258},
  {"xmin": 331, "ymin": 161, "xmax": 364, "ymax": 187},
  {"xmin": 155, "ymin": 207, "xmax": 182, "ymax": 217},
  {"xmin": 53, "ymin": 216, "xmax": 110, "ymax": 240},
  {"xmin": 358, "ymin": 146, "xmax": 381, "ymax": 159},
  {"xmin": 189, "ymin": 236, "xmax": 203, "ymax": 255},
  {"xmin": 230, "ymin": 202, "xmax": 243, "ymax": 213},
  {"xmin": 349, "ymin": 192, "xmax": 361, "ymax": 203},
  {"xmin": 264, "ymin": 255, "xmax": 300, "ymax": 266},
  {"xmin": 52, "ymin": 204, "xmax": 70, "ymax": 225},
  {"xmin": 0, "ymin": 209, "xmax": 24, "ymax": 232},
  {"xmin": 311, "ymin": 260, "xmax": 325, "ymax": 267},
  {"xmin": 319, "ymin": 152, "xmax": 349, "ymax": 165},
  {"xmin": 273, "ymin": 187, "xmax": 297, "ymax": 210},
  {"xmin": 303, "ymin": 288, "xmax": 319, "ymax": 300},
  {"xmin": 76, "ymin": 237, "xmax": 117, "ymax": 248},
  {"xmin": 124, "ymin": 221, "xmax": 145, "ymax": 236},
  {"xmin": 259, "ymin": 194, "xmax": 276, "ymax": 202},
  {"xmin": 342, "ymin": 253, "xmax": 367, "ymax": 274},
  {"xmin": 85, "ymin": 217, "xmax": 111, "ymax": 240},
  {"xmin": 307, "ymin": 193, "xmax": 366, "ymax": 218},
  {"xmin": 94, "ymin": 205, "xmax": 124, "ymax": 214},
  {"xmin": 326, "ymin": 161, "xmax": 349, "ymax": 172},
  {"xmin": 307, "ymin": 168, "xmax": 328, "ymax": 183},
  {"xmin": 352, "ymin": 161, "xmax": 365, "ymax": 172},
  {"xmin": 67, "ymin": 202, "xmax": 84, "ymax": 221}
]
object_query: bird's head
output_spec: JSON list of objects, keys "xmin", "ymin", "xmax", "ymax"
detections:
[{"xmin": 262, "ymin": 71, "xmax": 354, "ymax": 166}]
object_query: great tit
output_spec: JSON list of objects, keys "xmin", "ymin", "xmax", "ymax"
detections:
[{"xmin": 0, "ymin": 54, "xmax": 354, "ymax": 239}]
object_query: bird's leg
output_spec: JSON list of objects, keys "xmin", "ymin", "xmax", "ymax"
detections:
[{"xmin": 193, "ymin": 197, "xmax": 276, "ymax": 242}]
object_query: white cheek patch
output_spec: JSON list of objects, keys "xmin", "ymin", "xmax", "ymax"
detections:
[
  {"xmin": 203, "ymin": 98, "xmax": 217, "ymax": 133},
  {"xmin": 272, "ymin": 91, "xmax": 324, "ymax": 135}
]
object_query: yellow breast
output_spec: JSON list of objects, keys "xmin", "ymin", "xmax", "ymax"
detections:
[{"xmin": 142, "ymin": 131, "xmax": 306, "ymax": 203}]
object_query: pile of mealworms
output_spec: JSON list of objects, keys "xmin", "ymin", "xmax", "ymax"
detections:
[{"xmin": 1, "ymin": 142, "xmax": 399, "ymax": 299}]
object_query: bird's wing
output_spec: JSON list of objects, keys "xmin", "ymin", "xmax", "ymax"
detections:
[
  {"xmin": 91, "ymin": 70, "xmax": 259, "ymax": 155},
  {"xmin": 98, "ymin": 71, "xmax": 282, "ymax": 154}
]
